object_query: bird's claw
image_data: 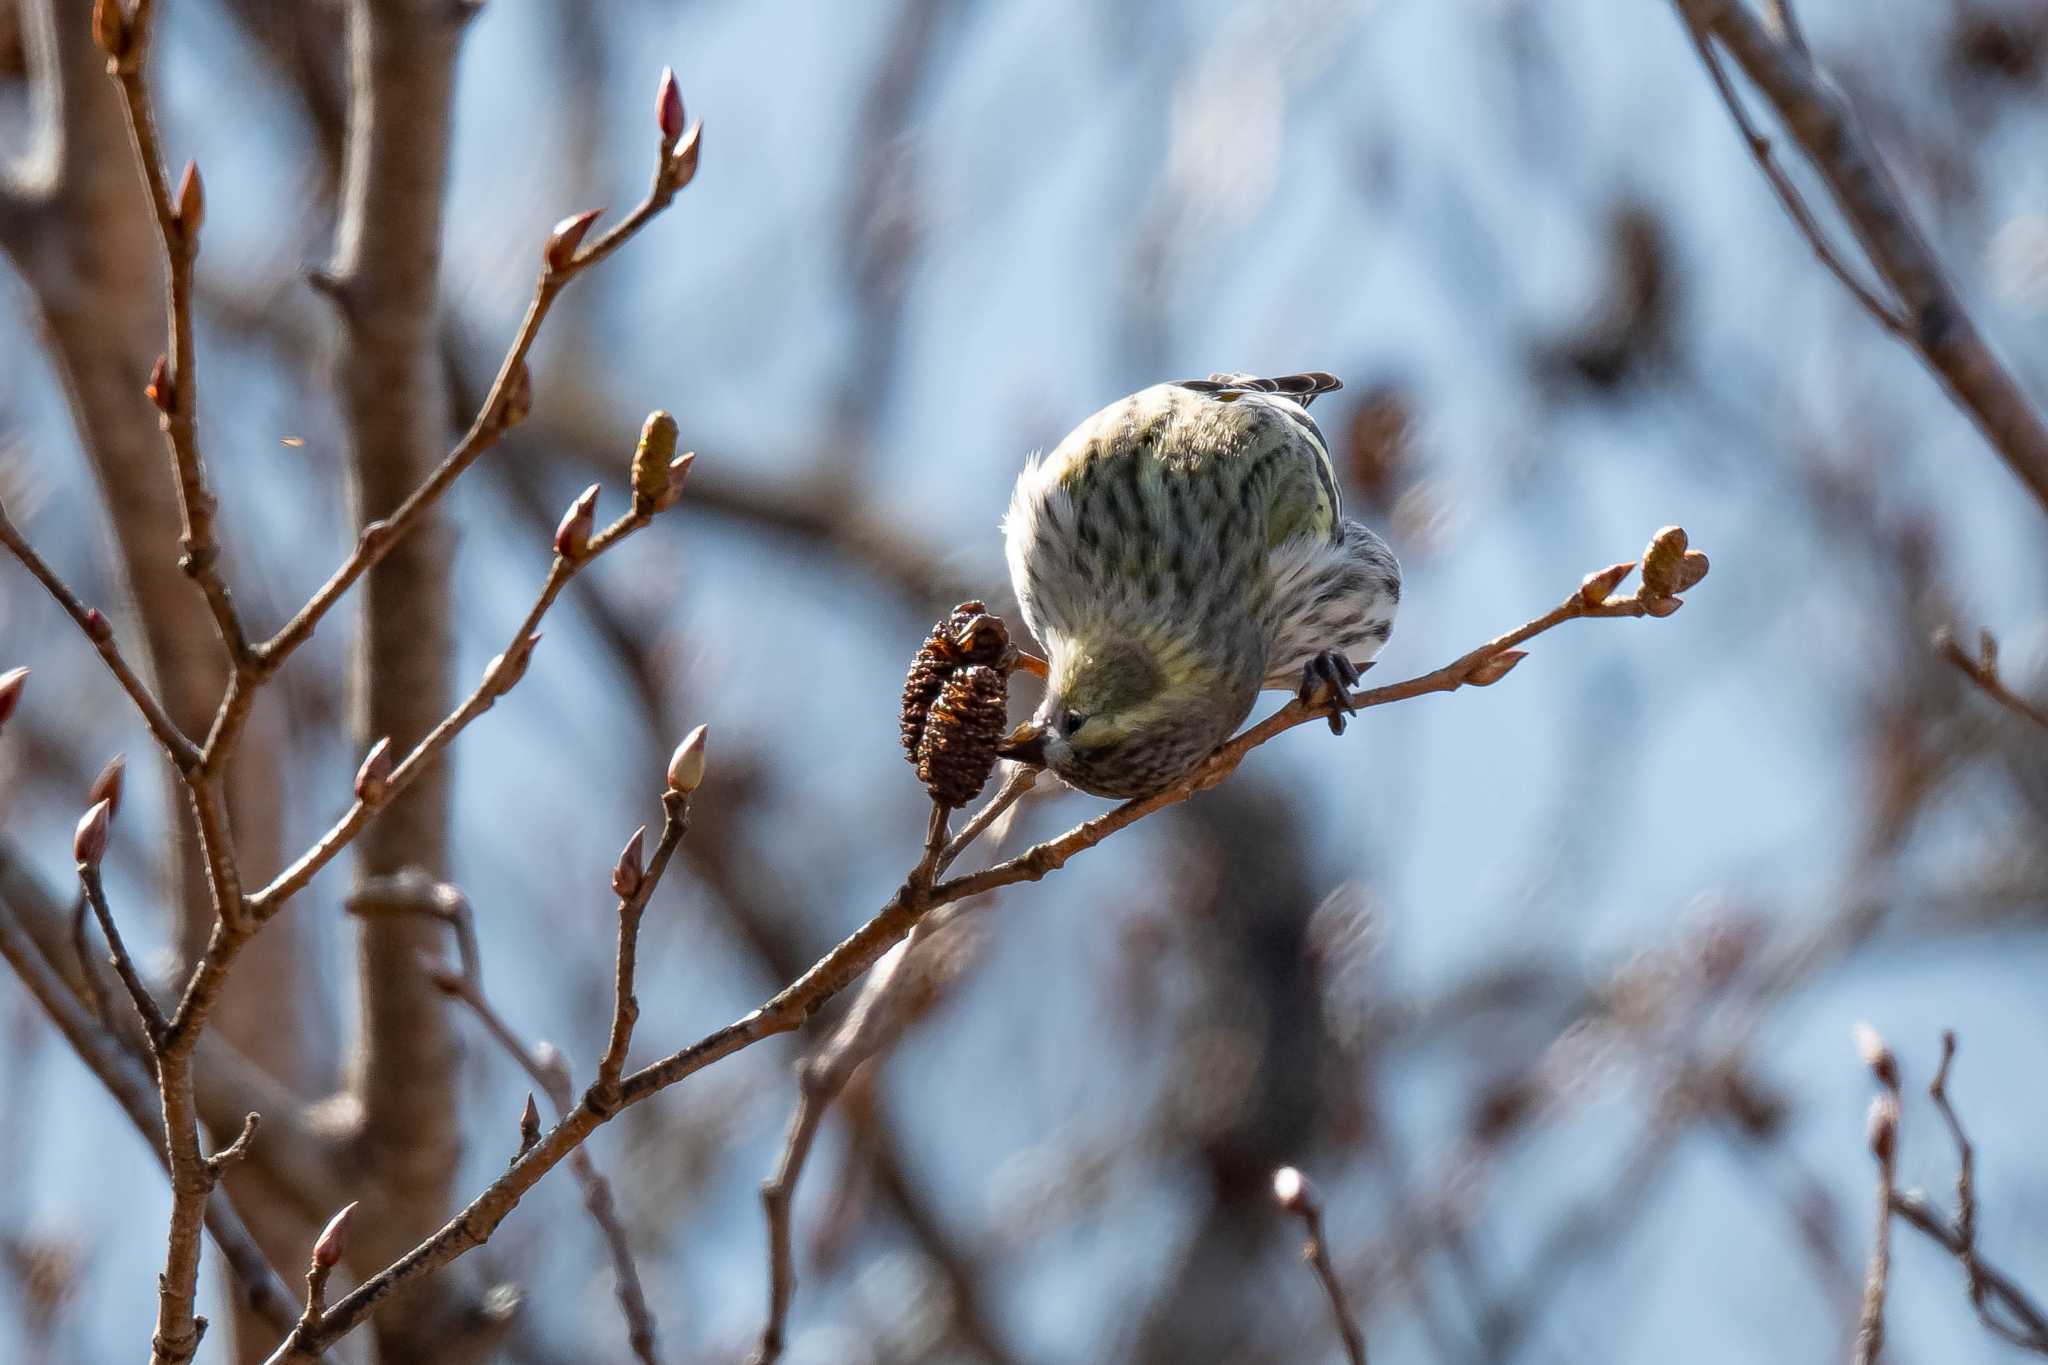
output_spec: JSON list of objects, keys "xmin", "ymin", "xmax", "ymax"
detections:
[{"xmin": 1298, "ymin": 651, "xmax": 1368, "ymax": 735}]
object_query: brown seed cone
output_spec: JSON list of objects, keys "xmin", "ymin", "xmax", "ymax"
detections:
[
  {"xmin": 900, "ymin": 600, "xmax": 1002, "ymax": 765},
  {"xmin": 917, "ymin": 664, "xmax": 1008, "ymax": 808}
]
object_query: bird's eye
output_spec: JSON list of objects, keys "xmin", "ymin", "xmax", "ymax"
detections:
[{"xmin": 1060, "ymin": 711, "xmax": 1089, "ymax": 738}]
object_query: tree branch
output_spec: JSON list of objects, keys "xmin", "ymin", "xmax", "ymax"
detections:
[
  {"xmin": 1273, "ymin": 1168, "xmax": 1368, "ymax": 1365},
  {"xmin": 1671, "ymin": 0, "xmax": 2048, "ymax": 516},
  {"xmin": 1935, "ymin": 627, "xmax": 2048, "ymax": 731},
  {"xmin": 262, "ymin": 536, "xmax": 1704, "ymax": 1360}
]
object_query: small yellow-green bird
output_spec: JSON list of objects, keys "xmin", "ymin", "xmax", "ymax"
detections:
[{"xmin": 1004, "ymin": 372, "xmax": 1401, "ymax": 798}]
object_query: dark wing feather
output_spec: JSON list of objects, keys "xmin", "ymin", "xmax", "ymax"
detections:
[{"xmin": 1172, "ymin": 371, "xmax": 1344, "ymax": 408}]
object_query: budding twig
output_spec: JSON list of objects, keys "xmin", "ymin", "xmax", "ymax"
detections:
[
  {"xmin": 1935, "ymin": 627, "xmax": 2048, "ymax": 730},
  {"xmin": 1273, "ymin": 1167, "xmax": 1368, "ymax": 1365}
]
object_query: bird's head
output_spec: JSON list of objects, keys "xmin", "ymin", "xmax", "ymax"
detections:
[{"xmin": 1015, "ymin": 629, "xmax": 1256, "ymax": 798}]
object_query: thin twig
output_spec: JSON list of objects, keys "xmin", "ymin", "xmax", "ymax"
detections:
[
  {"xmin": 0, "ymin": 503, "xmax": 199, "ymax": 770},
  {"xmin": 751, "ymin": 802, "xmax": 959, "ymax": 1365},
  {"xmin": 1889, "ymin": 1192, "xmax": 2048, "ymax": 1355},
  {"xmin": 261, "ymin": 543, "xmax": 1697, "ymax": 1361},
  {"xmin": 250, "ymin": 498, "xmax": 671, "ymax": 916},
  {"xmin": 104, "ymin": 0, "xmax": 251, "ymax": 667},
  {"xmin": 1935, "ymin": 628, "xmax": 2048, "ymax": 730},
  {"xmin": 1855, "ymin": 1027, "xmax": 1902, "ymax": 1365},
  {"xmin": 252, "ymin": 129, "xmax": 700, "ymax": 683},
  {"xmin": 77, "ymin": 861, "xmax": 167, "ymax": 1048},
  {"xmin": 593, "ymin": 791, "xmax": 693, "ymax": 1108},
  {"xmin": 1274, "ymin": 1168, "xmax": 1368, "ymax": 1365},
  {"xmin": 1671, "ymin": 0, "xmax": 2048, "ymax": 516},
  {"xmin": 352, "ymin": 849, "xmax": 684, "ymax": 1365},
  {"xmin": 1907, "ymin": 1033, "xmax": 2048, "ymax": 1355},
  {"xmin": 1676, "ymin": 17, "xmax": 1908, "ymax": 338}
]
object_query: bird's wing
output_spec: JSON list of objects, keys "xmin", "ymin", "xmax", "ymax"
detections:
[{"xmin": 1171, "ymin": 371, "xmax": 1344, "ymax": 407}]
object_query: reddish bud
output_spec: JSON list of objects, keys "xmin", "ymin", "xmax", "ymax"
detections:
[
  {"xmin": 145, "ymin": 355, "xmax": 175, "ymax": 414},
  {"xmin": 314, "ymin": 1203, "xmax": 357, "ymax": 1268},
  {"xmin": 1642, "ymin": 595, "xmax": 1684, "ymax": 618},
  {"xmin": 664, "ymin": 122, "xmax": 703, "ymax": 194},
  {"xmin": 174, "ymin": 161, "xmax": 204, "ymax": 239},
  {"xmin": 1466, "ymin": 649, "xmax": 1527, "ymax": 687},
  {"xmin": 82, "ymin": 608, "xmax": 113, "ymax": 643},
  {"xmin": 0, "ymin": 667, "xmax": 27, "ymax": 730},
  {"xmin": 87, "ymin": 754, "xmax": 127, "ymax": 821},
  {"xmin": 612, "ymin": 825, "xmax": 647, "ymax": 899},
  {"xmin": 73, "ymin": 799, "xmax": 113, "ymax": 868},
  {"xmin": 91, "ymin": 0, "xmax": 127, "ymax": 60},
  {"xmin": 666, "ymin": 724, "xmax": 708, "ymax": 794},
  {"xmin": 544, "ymin": 208, "xmax": 603, "ymax": 272},
  {"xmin": 1578, "ymin": 561, "xmax": 1634, "ymax": 608},
  {"xmin": 656, "ymin": 67, "xmax": 685, "ymax": 145},
  {"xmin": 1271, "ymin": 1166, "xmax": 1317, "ymax": 1214},
  {"xmin": 354, "ymin": 737, "xmax": 394, "ymax": 804},
  {"xmin": 554, "ymin": 484, "xmax": 599, "ymax": 561},
  {"xmin": 519, "ymin": 1093, "xmax": 542, "ymax": 1153}
]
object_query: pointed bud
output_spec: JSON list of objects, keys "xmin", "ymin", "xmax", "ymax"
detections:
[
  {"xmin": 1466, "ymin": 649, "xmax": 1527, "ymax": 687},
  {"xmin": 91, "ymin": 0, "xmax": 127, "ymax": 60},
  {"xmin": 1578, "ymin": 561, "xmax": 1634, "ymax": 608},
  {"xmin": 666, "ymin": 723, "xmax": 708, "ymax": 794},
  {"xmin": 544, "ymin": 208, "xmax": 603, "ymax": 272},
  {"xmin": 174, "ymin": 161, "xmax": 204, "ymax": 239},
  {"xmin": 656, "ymin": 67, "xmax": 685, "ymax": 145},
  {"xmin": 73, "ymin": 799, "xmax": 113, "ymax": 868},
  {"xmin": 498, "ymin": 360, "xmax": 532, "ymax": 431},
  {"xmin": 87, "ymin": 754, "xmax": 127, "ymax": 821},
  {"xmin": 145, "ymin": 355, "xmax": 175, "ymax": 414},
  {"xmin": 1853, "ymin": 1022, "xmax": 1899, "ymax": 1092},
  {"xmin": 314, "ymin": 1203, "xmax": 357, "ymax": 1268},
  {"xmin": 612, "ymin": 825, "xmax": 647, "ymax": 899},
  {"xmin": 1642, "ymin": 595, "xmax": 1684, "ymax": 618},
  {"xmin": 1980, "ymin": 629, "xmax": 2000, "ymax": 671},
  {"xmin": 354, "ymin": 737, "xmax": 394, "ymax": 804},
  {"xmin": 519, "ymin": 1093, "xmax": 542, "ymax": 1154},
  {"xmin": 0, "ymin": 667, "xmax": 27, "ymax": 731},
  {"xmin": 630, "ymin": 411, "xmax": 680, "ymax": 513},
  {"xmin": 1867, "ymin": 1094, "xmax": 1899, "ymax": 1162},
  {"xmin": 1639, "ymin": 525, "xmax": 1691, "ymax": 598},
  {"xmin": 554, "ymin": 484, "xmax": 599, "ymax": 560},
  {"xmin": 83, "ymin": 609, "xmax": 113, "ymax": 643},
  {"xmin": 664, "ymin": 122, "xmax": 703, "ymax": 194},
  {"xmin": 1271, "ymin": 1166, "xmax": 1317, "ymax": 1214},
  {"xmin": 658, "ymin": 451, "xmax": 697, "ymax": 510}
]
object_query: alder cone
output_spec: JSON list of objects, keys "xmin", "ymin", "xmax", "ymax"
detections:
[
  {"xmin": 917, "ymin": 664, "xmax": 1007, "ymax": 808},
  {"xmin": 899, "ymin": 600, "xmax": 1009, "ymax": 766}
]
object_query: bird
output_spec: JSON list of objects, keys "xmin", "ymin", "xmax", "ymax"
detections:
[{"xmin": 1002, "ymin": 371, "xmax": 1401, "ymax": 798}]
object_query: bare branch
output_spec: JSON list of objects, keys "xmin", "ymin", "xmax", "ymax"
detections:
[
  {"xmin": 76, "ymin": 856, "xmax": 167, "ymax": 1048},
  {"xmin": 252, "ymin": 120, "xmax": 703, "ymax": 681},
  {"xmin": 1935, "ymin": 627, "xmax": 2048, "ymax": 730},
  {"xmin": 1273, "ymin": 1168, "xmax": 1368, "ymax": 1365},
  {"xmin": 251, "ymin": 450, "xmax": 680, "ymax": 915},
  {"xmin": 101, "ymin": 0, "xmax": 250, "ymax": 666},
  {"xmin": 263, "ymin": 538, "xmax": 1701, "ymax": 1359},
  {"xmin": 0, "ymin": 504, "xmax": 198, "ymax": 770},
  {"xmin": 1671, "ymin": 0, "xmax": 2048, "ymax": 515}
]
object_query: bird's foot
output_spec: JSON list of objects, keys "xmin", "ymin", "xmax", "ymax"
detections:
[{"xmin": 1297, "ymin": 651, "xmax": 1369, "ymax": 734}]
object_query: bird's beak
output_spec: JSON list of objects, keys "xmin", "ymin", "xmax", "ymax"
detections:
[{"xmin": 995, "ymin": 721, "xmax": 1048, "ymax": 767}]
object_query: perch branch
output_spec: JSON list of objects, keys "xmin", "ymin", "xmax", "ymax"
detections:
[{"xmin": 259, "ymin": 539, "xmax": 1698, "ymax": 1361}]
